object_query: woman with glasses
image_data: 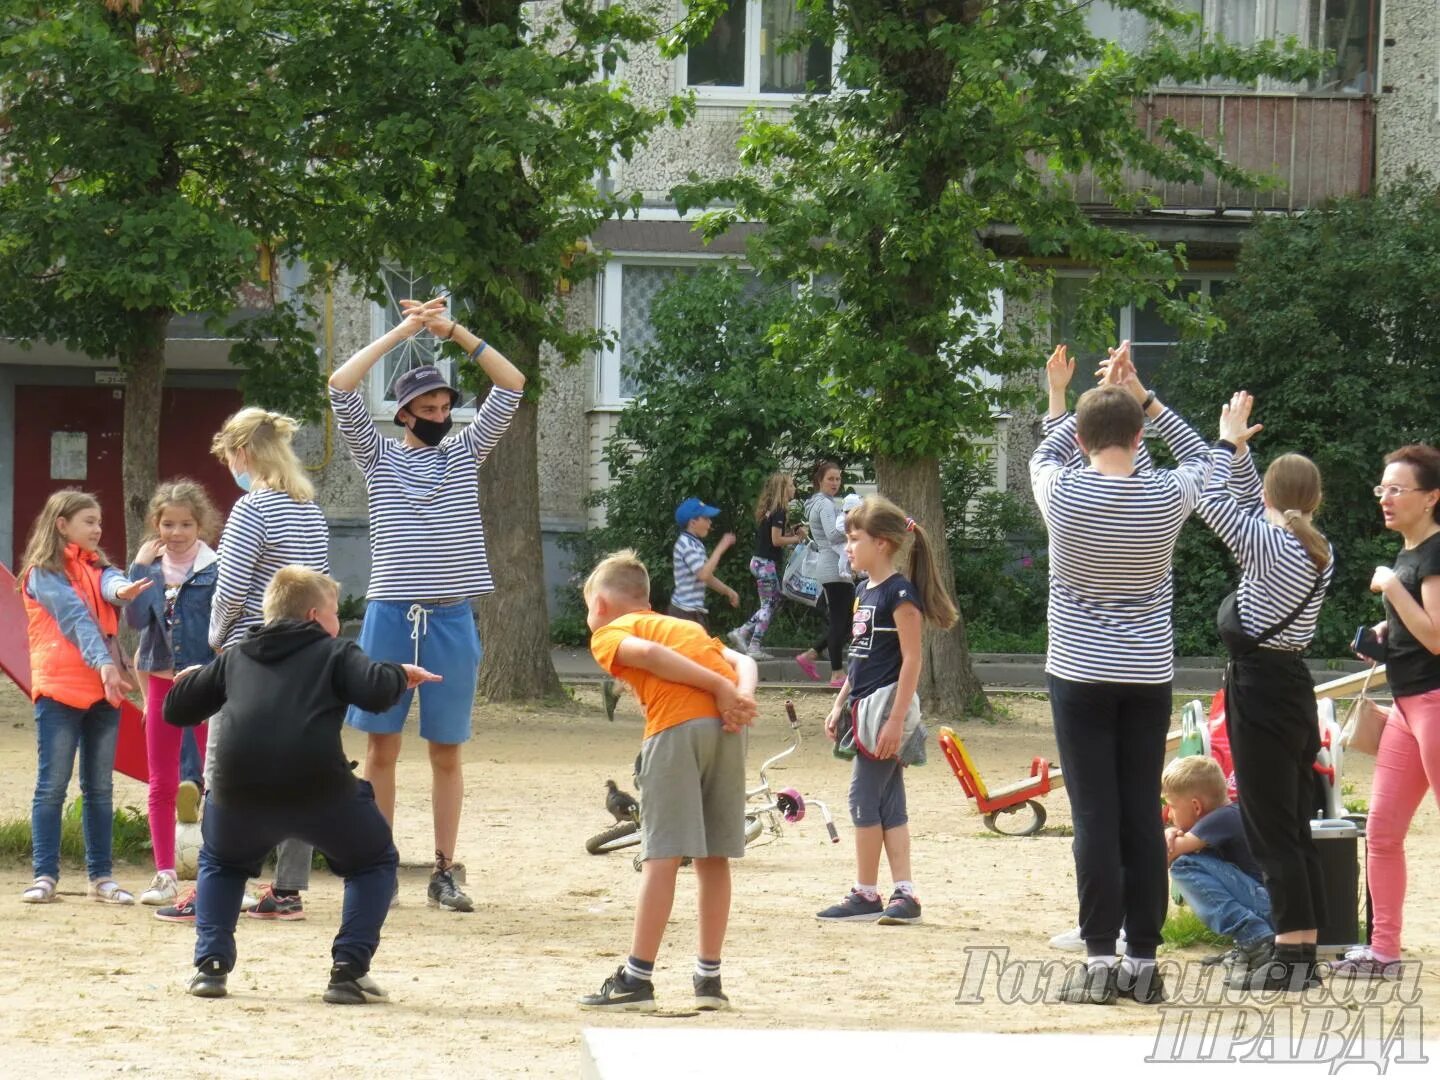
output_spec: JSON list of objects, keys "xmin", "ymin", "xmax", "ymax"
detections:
[{"xmin": 1333, "ymin": 446, "xmax": 1440, "ymax": 979}]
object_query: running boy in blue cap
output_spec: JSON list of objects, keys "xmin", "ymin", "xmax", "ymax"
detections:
[
  {"xmin": 670, "ymin": 497, "xmax": 739, "ymax": 633},
  {"xmin": 328, "ymin": 295, "xmax": 524, "ymax": 912}
]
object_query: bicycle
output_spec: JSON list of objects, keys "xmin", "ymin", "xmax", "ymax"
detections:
[{"xmin": 584, "ymin": 699, "xmax": 840, "ymax": 871}]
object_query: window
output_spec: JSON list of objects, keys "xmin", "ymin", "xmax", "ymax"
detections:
[
  {"xmin": 1051, "ymin": 276, "xmax": 1231, "ymax": 388},
  {"xmin": 683, "ymin": 0, "xmax": 834, "ymax": 98},
  {"xmin": 368, "ymin": 267, "xmax": 477, "ymax": 415},
  {"xmin": 1085, "ymin": 0, "xmax": 1378, "ymax": 94}
]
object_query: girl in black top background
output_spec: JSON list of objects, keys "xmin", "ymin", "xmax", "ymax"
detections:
[{"xmin": 728, "ymin": 473, "xmax": 808, "ymax": 660}]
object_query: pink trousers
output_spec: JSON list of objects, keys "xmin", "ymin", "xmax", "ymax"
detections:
[
  {"xmin": 1366, "ymin": 687, "xmax": 1440, "ymax": 960},
  {"xmin": 144, "ymin": 675, "xmax": 206, "ymax": 873}
]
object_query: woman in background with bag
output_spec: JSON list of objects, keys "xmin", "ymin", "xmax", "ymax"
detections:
[
  {"xmin": 1194, "ymin": 393, "xmax": 1332, "ymax": 992},
  {"xmin": 1335, "ymin": 444, "xmax": 1440, "ymax": 979},
  {"xmin": 794, "ymin": 460, "xmax": 852, "ymax": 688},
  {"xmin": 729, "ymin": 472, "xmax": 808, "ymax": 661}
]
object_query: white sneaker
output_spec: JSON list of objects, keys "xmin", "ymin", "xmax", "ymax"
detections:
[
  {"xmin": 1049, "ymin": 926, "xmax": 1127, "ymax": 954},
  {"xmin": 241, "ymin": 887, "xmax": 261, "ymax": 913},
  {"xmin": 140, "ymin": 871, "xmax": 179, "ymax": 906},
  {"xmin": 746, "ymin": 646, "xmax": 774, "ymax": 661},
  {"xmin": 727, "ymin": 628, "xmax": 751, "ymax": 651}
]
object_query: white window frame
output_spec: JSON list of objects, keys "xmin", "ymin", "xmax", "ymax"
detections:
[
  {"xmin": 366, "ymin": 267, "xmax": 477, "ymax": 421},
  {"xmin": 677, "ymin": 0, "xmax": 844, "ymax": 107}
]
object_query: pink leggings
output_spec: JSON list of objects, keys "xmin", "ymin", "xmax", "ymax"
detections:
[
  {"xmin": 144, "ymin": 675, "xmax": 207, "ymax": 873},
  {"xmin": 1367, "ymin": 687, "xmax": 1440, "ymax": 960}
]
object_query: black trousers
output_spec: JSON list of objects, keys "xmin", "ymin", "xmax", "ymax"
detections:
[
  {"xmin": 810, "ymin": 581, "xmax": 855, "ymax": 674},
  {"xmin": 1049, "ymin": 675, "xmax": 1172, "ymax": 959},
  {"xmin": 1224, "ymin": 649, "xmax": 1326, "ymax": 934}
]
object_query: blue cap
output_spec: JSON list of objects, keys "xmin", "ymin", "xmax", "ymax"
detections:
[{"xmin": 675, "ymin": 497, "xmax": 720, "ymax": 526}]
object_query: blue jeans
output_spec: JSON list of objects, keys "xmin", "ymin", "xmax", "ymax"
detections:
[
  {"xmin": 1170, "ymin": 852, "xmax": 1275, "ymax": 947},
  {"xmin": 195, "ymin": 781, "xmax": 397, "ymax": 973},
  {"xmin": 31, "ymin": 696, "xmax": 120, "ymax": 882}
]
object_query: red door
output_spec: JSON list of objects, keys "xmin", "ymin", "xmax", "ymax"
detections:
[{"xmin": 12, "ymin": 385, "xmax": 244, "ymax": 568}]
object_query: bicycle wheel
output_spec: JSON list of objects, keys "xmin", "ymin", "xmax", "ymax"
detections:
[
  {"xmin": 586, "ymin": 819, "xmax": 641, "ymax": 854},
  {"xmin": 743, "ymin": 813, "xmax": 765, "ymax": 845}
]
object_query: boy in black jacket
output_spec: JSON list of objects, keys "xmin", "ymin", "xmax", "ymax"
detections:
[{"xmin": 164, "ymin": 566, "xmax": 438, "ymax": 1003}]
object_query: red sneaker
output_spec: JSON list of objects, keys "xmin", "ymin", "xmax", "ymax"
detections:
[{"xmin": 246, "ymin": 884, "xmax": 305, "ymax": 921}]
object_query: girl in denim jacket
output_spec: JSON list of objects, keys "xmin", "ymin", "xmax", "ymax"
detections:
[{"xmin": 126, "ymin": 480, "xmax": 222, "ymax": 906}]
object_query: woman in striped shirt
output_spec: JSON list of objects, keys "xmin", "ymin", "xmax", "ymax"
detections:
[{"xmin": 1194, "ymin": 392, "xmax": 1332, "ymax": 993}]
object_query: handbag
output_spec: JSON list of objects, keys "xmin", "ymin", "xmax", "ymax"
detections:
[
  {"xmin": 1340, "ymin": 663, "xmax": 1389, "ymax": 756},
  {"xmin": 781, "ymin": 540, "xmax": 823, "ymax": 608},
  {"xmin": 1215, "ymin": 570, "xmax": 1325, "ymax": 658}
]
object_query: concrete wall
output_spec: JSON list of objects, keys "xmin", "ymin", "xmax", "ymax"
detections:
[{"xmin": 1378, "ymin": 0, "xmax": 1440, "ymax": 180}]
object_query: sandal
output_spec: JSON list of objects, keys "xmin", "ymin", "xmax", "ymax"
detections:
[
  {"xmin": 88, "ymin": 879, "xmax": 136, "ymax": 906},
  {"xmin": 21, "ymin": 876, "xmax": 57, "ymax": 904}
]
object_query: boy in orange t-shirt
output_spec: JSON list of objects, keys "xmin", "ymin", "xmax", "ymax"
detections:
[{"xmin": 578, "ymin": 549, "xmax": 758, "ymax": 1013}]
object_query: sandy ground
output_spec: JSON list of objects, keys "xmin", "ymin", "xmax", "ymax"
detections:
[{"xmin": 0, "ymin": 678, "xmax": 1436, "ymax": 1076}]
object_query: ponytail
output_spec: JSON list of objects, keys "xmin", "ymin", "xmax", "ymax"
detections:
[
  {"xmin": 1263, "ymin": 454, "xmax": 1330, "ymax": 571},
  {"xmin": 905, "ymin": 522, "xmax": 959, "ymax": 630},
  {"xmin": 1282, "ymin": 510, "xmax": 1331, "ymax": 571}
]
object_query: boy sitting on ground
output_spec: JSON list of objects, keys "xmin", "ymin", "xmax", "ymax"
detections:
[
  {"xmin": 1163, "ymin": 755, "xmax": 1276, "ymax": 977},
  {"xmin": 578, "ymin": 550, "xmax": 759, "ymax": 1012},
  {"xmin": 163, "ymin": 566, "xmax": 437, "ymax": 1003}
]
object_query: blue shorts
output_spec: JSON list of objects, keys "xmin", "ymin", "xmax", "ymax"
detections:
[{"xmin": 344, "ymin": 600, "xmax": 481, "ymax": 745}]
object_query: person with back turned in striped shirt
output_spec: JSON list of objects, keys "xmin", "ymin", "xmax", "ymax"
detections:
[
  {"xmin": 1030, "ymin": 341, "xmax": 1212, "ymax": 1007},
  {"xmin": 329, "ymin": 295, "xmax": 524, "ymax": 913},
  {"xmin": 1193, "ymin": 391, "xmax": 1332, "ymax": 993}
]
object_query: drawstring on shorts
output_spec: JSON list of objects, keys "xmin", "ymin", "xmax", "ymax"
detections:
[{"xmin": 406, "ymin": 604, "xmax": 431, "ymax": 667}]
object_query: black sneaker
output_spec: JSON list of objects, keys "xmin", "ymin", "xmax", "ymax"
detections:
[
  {"xmin": 1115, "ymin": 962, "xmax": 1167, "ymax": 1004},
  {"xmin": 155, "ymin": 887, "xmax": 197, "ymax": 923},
  {"xmin": 323, "ymin": 961, "xmax": 390, "ymax": 1005},
  {"xmin": 1051, "ymin": 963, "xmax": 1118, "ymax": 1005},
  {"xmin": 694, "ymin": 974, "xmax": 730, "ymax": 1011},
  {"xmin": 427, "ymin": 867, "xmax": 474, "ymax": 913},
  {"xmin": 1227, "ymin": 939, "xmax": 1275, "ymax": 978},
  {"xmin": 877, "ymin": 889, "xmax": 922, "ymax": 925},
  {"xmin": 816, "ymin": 889, "xmax": 884, "ymax": 922},
  {"xmin": 188, "ymin": 958, "xmax": 228, "ymax": 999},
  {"xmin": 1228, "ymin": 956, "xmax": 1322, "ymax": 992},
  {"xmin": 578, "ymin": 966, "xmax": 657, "ymax": 1012},
  {"xmin": 1200, "ymin": 945, "xmax": 1239, "ymax": 967}
]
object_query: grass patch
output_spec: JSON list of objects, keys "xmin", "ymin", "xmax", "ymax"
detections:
[
  {"xmin": 1162, "ymin": 907, "xmax": 1230, "ymax": 950},
  {"xmin": 0, "ymin": 798, "xmax": 152, "ymax": 862}
]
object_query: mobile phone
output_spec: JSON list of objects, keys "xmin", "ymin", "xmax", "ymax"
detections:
[{"xmin": 1353, "ymin": 625, "xmax": 1388, "ymax": 663}]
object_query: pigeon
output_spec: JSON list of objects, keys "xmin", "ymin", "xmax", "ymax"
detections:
[{"xmin": 605, "ymin": 779, "xmax": 639, "ymax": 823}]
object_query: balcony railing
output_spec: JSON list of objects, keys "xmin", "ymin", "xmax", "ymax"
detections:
[{"xmin": 1072, "ymin": 93, "xmax": 1374, "ymax": 212}]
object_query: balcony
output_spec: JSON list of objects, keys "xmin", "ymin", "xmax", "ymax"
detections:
[{"xmin": 1072, "ymin": 92, "xmax": 1374, "ymax": 213}]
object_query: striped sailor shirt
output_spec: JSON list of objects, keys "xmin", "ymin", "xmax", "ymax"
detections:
[
  {"xmin": 671, "ymin": 532, "xmax": 708, "ymax": 612},
  {"xmin": 330, "ymin": 384, "xmax": 522, "ymax": 602},
  {"xmin": 208, "ymin": 488, "xmax": 331, "ymax": 650},
  {"xmin": 1196, "ymin": 447, "xmax": 1331, "ymax": 651},
  {"xmin": 1030, "ymin": 408, "xmax": 1213, "ymax": 684}
]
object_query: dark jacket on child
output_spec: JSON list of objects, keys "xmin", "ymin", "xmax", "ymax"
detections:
[{"xmin": 163, "ymin": 618, "xmax": 406, "ymax": 811}]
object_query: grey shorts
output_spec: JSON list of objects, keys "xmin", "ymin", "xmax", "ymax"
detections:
[
  {"xmin": 849, "ymin": 752, "xmax": 908, "ymax": 829},
  {"xmin": 638, "ymin": 717, "xmax": 748, "ymax": 860}
]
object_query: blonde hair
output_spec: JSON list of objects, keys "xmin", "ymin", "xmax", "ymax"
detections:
[
  {"xmin": 845, "ymin": 496, "xmax": 959, "ymax": 630},
  {"xmin": 211, "ymin": 407, "xmax": 314, "ymax": 503},
  {"xmin": 262, "ymin": 566, "xmax": 340, "ymax": 622},
  {"xmin": 1162, "ymin": 755, "xmax": 1228, "ymax": 810},
  {"xmin": 754, "ymin": 472, "xmax": 794, "ymax": 523},
  {"xmin": 1263, "ymin": 453, "xmax": 1330, "ymax": 570},
  {"xmin": 583, "ymin": 549, "xmax": 651, "ymax": 605},
  {"xmin": 145, "ymin": 478, "xmax": 223, "ymax": 547},
  {"xmin": 18, "ymin": 490, "xmax": 111, "ymax": 581}
]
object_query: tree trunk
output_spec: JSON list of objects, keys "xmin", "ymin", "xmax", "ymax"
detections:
[
  {"xmin": 120, "ymin": 309, "xmax": 170, "ymax": 562},
  {"xmin": 873, "ymin": 454, "xmax": 989, "ymax": 719},
  {"xmin": 475, "ymin": 393, "xmax": 564, "ymax": 702}
]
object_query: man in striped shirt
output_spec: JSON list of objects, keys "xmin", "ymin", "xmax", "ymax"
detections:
[
  {"xmin": 1029, "ymin": 343, "xmax": 1212, "ymax": 1006},
  {"xmin": 329, "ymin": 296, "xmax": 524, "ymax": 913}
]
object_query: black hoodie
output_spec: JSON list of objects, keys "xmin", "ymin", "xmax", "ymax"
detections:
[{"xmin": 163, "ymin": 618, "xmax": 406, "ymax": 811}]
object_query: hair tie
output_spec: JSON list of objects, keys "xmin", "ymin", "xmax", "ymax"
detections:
[
  {"xmin": 904, "ymin": 517, "xmax": 916, "ymax": 532},
  {"xmin": 1283, "ymin": 509, "xmax": 1304, "ymax": 523}
]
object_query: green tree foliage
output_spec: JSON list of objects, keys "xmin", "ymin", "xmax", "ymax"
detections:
[
  {"xmin": 1161, "ymin": 176, "xmax": 1440, "ymax": 656},
  {"xmin": 667, "ymin": 0, "xmax": 1318, "ymax": 714},
  {"xmin": 0, "ymin": 1, "xmax": 326, "ymax": 550}
]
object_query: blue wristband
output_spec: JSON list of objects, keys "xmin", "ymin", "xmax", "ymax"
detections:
[{"xmin": 469, "ymin": 340, "xmax": 487, "ymax": 360}]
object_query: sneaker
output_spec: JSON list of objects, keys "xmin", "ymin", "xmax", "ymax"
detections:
[
  {"xmin": 816, "ymin": 889, "xmax": 884, "ymax": 922},
  {"xmin": 140, "ymin": 871, "xmax": 179, "ymax": 906},
  {"xmin": 877, "ymin": 889, "xmax": 922, "ymax": 925},
  {"xmin": 694, "ymin": 974, "xmax": 730, "ymax": 1011},
  {"xmin": 1226, "ymin": 939, "xmax": 1275, "ymax": 978},
  {"xmin": 240, "ymin": 888, "xmax": 260, "ymax": 913},
  {"xmin": 1051, "ymin": 963, "xmax": 1118, "ymax": 1006},
  {"xmin": 727, "ymin": 627, "xmax": 751, "ymax": 652},
  {"xmin": 427, "ymin": 867, "xmax": 474, "ymax": 913},
  {"xmin": 155, "ymin": 887, "xmax": 197, "ymax": 923},
  {"xmin": 246, "ymin": 885, "xmax": 305, "ymax": 921},
  {"xmin": 176, "ymin": 780, "xmax": 201, "ymax": 825},
  {"xmin": 1115, "ymin": 962, "xmax": 1167, "ymax": 1004},
  {"xmin": 745, "ymin": 646, "xmax": 774, "ymax": 661},
  {"xmin": 1049, "ymin": 926, "xmax": 1128, "ymax": 954},
  {"xmin": 602, "ymin": 678, "xmax": 621, "ymax": 723},
  {"xmin": 578, "ymin": 966, "xmax": 657, "ymax": 1012},
  {"xmin": 88, "ymin": 878, "xmax": 135, "ymax": 905},
  {"xmin": 1326, "ymin": 949, "xmax": 1400, "ymax": 982},
  {"xmin": 794, "ymin": 654, "xmax": 821, "ymax": 681},
  {"xmin": 188, "ymin": 958, "xmax": 228, "ymax": 999},
  {"xmin": 323, "ymin": 961, "xmax": 390, "ymax": 1005},
  {"xmin": 1230, "ymin": 956, "xmax": 1322, "ymax": 992}
]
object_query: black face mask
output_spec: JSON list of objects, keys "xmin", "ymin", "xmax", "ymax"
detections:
[{"xmin": 408, "ymin": 415, "xmax": 453, "ymax": 447}]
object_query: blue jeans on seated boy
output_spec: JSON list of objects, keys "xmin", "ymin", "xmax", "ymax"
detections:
[
  {"xmin": 1170, "ymin": 852, "xmax": 1274, "ymax": 948},
  {"xmin": 194, "ymin": 780, "xmax": 398, "ymax": 973},
  {"xmin": 31, "ymin": 696, "xmax": 120, "ymax": 882}
]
